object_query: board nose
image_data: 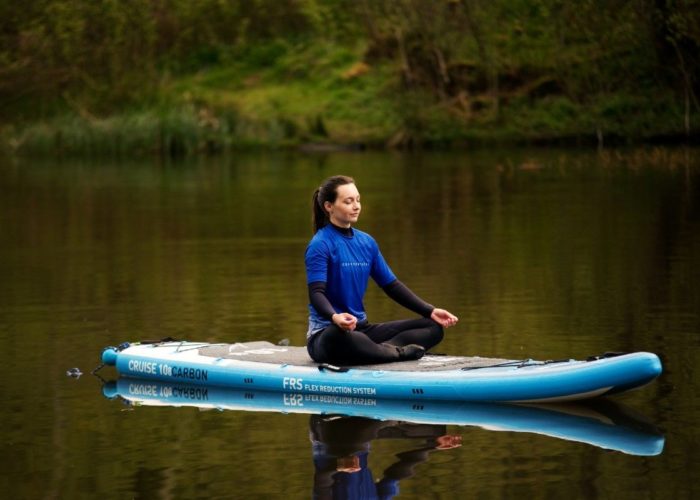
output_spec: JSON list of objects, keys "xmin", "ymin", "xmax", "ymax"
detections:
[{"xmin": 102, "ymin": 347, "xmax": 118, "ymax": 366}]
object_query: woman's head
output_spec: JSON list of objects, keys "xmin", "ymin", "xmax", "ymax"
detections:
[{"xmin": 312, "ymin": 175, "xmax": 360, "ymax": 232}]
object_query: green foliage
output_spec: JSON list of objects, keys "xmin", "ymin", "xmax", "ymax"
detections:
[{"xmin": 1, "ymin": 0, "xmax": 698, "ymax": 155}]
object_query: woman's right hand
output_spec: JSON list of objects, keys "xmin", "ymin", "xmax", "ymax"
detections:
[{"xmin": 332, "ymin": 312, "xmax": 358, "ymax": 331}]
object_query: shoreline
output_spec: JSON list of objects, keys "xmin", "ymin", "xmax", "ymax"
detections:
[{"xmin": 3, "ymin": 110, "xmax": 698, "ymax": 159}]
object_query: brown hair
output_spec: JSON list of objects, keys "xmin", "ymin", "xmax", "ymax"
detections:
[{"xmin": 311, "ymin": 175, "xmax": 355, "ymax": 233}]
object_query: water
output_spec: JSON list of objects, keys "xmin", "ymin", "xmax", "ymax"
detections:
[{"xmin": 1, "ymin": 148, "xmax": 698, "ymax": 499}]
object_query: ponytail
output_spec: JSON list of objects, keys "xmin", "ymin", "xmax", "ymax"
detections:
[
  {"xmin": 311, "ymin": 188, "xmax": 327, "ymax": 233},
  {"xmin": 311, "ymin": 175, "xmax": 355, "ymax": 233}
]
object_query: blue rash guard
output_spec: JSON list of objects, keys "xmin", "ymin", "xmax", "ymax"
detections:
[
  {"xmin": 305, "ymin": 225, "xmax": 396, "ymax": 337},
  {"xmin": 312, "ymin": 448, "xmax": 399, "ymax": 500}
]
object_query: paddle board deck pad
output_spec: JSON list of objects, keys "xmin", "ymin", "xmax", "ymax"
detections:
[
  {"xmin": 100, "ymin": 341, "xmax": 662, "ymax": 403},
  {"xmin": 102, "ymin": 377, "xmax": 664, "ymax": 456}
]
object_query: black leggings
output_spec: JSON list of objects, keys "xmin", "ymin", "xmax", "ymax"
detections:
[{"xmin": 307, "ymin": 318, "xmax": 444, "ymax": 365}]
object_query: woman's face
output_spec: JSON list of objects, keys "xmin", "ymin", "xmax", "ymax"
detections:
[{"xmin": 325, "ymin": 183, "xmax": 361, "ymax": 227}]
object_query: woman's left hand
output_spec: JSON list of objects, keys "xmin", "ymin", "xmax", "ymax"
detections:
[{"xmin": 431, "ymin": 308, "xmax": 459, "ymax": 328}]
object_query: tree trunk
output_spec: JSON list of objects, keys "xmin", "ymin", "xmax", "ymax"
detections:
[{"xmin": 395, "ymin": 27, "xmax": 414, "ymax": 86}]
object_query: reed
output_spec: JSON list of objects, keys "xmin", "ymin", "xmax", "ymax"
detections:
[
  {"xmin": 9, "ymin": 102, "xmax": 350, "ymax": 157},
  {"xmin": 12, "ymin": 107, "xmax": 208, "ymax": 157}
]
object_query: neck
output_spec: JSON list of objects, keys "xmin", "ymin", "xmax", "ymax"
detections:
[
  {"xmin": 329, "ymin": 222, "xmax": 353, "ymax": 236},
  {"xmin": 329, "ymin": 216, "xmax": 351, "ymax": 229}
]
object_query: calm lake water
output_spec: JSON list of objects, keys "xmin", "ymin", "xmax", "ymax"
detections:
[{"xmin": 1, "ymin": 148, "xmax": 698, "ymax": 499}]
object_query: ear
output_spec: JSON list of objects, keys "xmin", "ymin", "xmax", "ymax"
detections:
[{"xmin": 323, "ymin": 200, "xmax": 333, "ymax": 214}]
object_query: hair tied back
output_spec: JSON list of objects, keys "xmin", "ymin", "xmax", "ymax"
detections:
[{"xmin": 311, "ymin": 175, "xmax": 355, "ymax": 233}]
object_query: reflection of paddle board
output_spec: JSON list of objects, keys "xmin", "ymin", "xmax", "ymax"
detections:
[
  {"xmin": 101, "ymin": 340, "xmax": 662, "ymax": 403},
  {"xmin": 102, "ymin": 377, "xmax": 664, "ymax": 456}
]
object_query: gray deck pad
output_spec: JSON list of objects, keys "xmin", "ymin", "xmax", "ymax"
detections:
[{"xmin": 197, "ymin": 341, "xmax": 514, "ymax": 372}]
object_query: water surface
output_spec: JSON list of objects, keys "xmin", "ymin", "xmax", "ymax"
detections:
[{"xmin": 1, "ymin": 148, "xmax": 698, "ymax": 498}]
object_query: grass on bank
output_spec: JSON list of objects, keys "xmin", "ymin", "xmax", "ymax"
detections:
[
  {"xmin": 3, "ymin": 40, "xmax": 697, "ymax": 157},
  {"xmin": 4, "ymin": 41, "xmax": 402, "ymax": 156}
]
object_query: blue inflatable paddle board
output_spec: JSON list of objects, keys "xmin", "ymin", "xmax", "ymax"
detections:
[{"xmin": 100, "ymin": 340, "xmax": 662, "ymax": 403}]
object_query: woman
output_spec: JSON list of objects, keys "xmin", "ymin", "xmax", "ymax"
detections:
[{"xmin": 305, "ymin": 175, "xmax": 458, "ymax": 365}]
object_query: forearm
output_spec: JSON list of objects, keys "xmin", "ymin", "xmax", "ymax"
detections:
[
  {"xmin": 382, "ymin": 280, "xmax": 434, "ymax": 317},
  {"xmin": 308, "ymin": 281, "xmax": 337, "ymax": 320}
]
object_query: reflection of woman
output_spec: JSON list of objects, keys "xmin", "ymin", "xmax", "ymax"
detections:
[
  {"xmin": 310, "ymin": 415, "xmax": 461, "ymax": 500},
  {"xmin": 305, "ymin": 175, "xmax": 458, "ymax": 365}
]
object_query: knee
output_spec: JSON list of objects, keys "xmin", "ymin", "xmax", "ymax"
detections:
[
  {"xmin": 432, "ymin": 323, "xmax": 445, "ymax": 343},
  {"xmin": 424, "ymin": 317, "xmax": 444, "ymax": 339},
  {"xmin": 316, "ymin": 324, "xmax": 345, "ymax": 340},
  {"xmin": 308, "ymin": 325, "xmax": 347, "ymax": 362}
]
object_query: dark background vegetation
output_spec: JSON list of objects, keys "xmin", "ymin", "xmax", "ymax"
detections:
[{"xmin": 1, "ymin": 0, "xmax": 699, "ymax": 155}]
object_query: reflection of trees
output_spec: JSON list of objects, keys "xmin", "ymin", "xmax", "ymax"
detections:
[
  {"xmin": 364, "ymin": 148, "xmax": 700, "ymax": 362},
  {"xmin": 1, "ymin": 149, "xmax": 697, "ymax": 497}
]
